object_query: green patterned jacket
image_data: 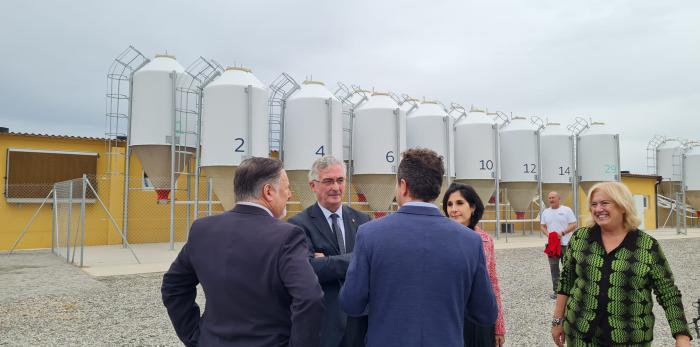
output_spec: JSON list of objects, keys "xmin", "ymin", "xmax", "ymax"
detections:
[{"xmin": 558, "ymin": 226, "xmax": 691, "ymax": 345}]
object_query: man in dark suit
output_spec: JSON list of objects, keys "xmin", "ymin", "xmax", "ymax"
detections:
[
  {"xmin": 161, "ymin": 157, "xmax": 324, "ymax": 347},
  {"xmin": 340, "ymin": 148, "xmax": 498, "ymax": 347},
  {"xmin": 288, "ymin": 156, "xmax": 371, "ymax": 347}
]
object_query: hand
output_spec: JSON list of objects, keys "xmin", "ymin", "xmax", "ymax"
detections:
[
  {"xmin": 551, "ymin": 326, "xmax": 565, "ymax": 347},
  {"xmin": 494, "ymin": 334, "xmax": 505, "ymax": 347},
  {"xmin": 675, "ymin": 334, "xmax": 691, "ymax": 347},
  {"xmin": 314, "ymin": 252, "xmax": 325, "ymax": 258}
]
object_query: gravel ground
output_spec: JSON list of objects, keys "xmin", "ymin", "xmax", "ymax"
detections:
[{"xmin": 1, "ymin": 238, "xmax": 698, "ymax": 346}]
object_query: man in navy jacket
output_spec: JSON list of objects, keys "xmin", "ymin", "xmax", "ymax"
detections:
[
  {"xmin": 288, "ymin": 156, "xmax": 371, "ymax": 347},
  {"xmin": 339, "ymin": 148, "xmax": 497, "ymax": 347},
  {"xmin": 162, "ymin": 157, "xmax": 324, "ymax": 346}
]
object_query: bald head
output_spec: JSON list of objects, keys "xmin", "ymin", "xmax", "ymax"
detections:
[{"xmin": 547, "ymin": 191, "xmax": 561, "ymax": 209}]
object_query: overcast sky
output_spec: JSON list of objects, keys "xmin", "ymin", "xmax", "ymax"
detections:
[{"xmin": 1, "ymin": 0, "xmax": 698, "ymax": 173}]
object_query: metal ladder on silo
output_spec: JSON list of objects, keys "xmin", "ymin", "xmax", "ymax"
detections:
[
  {"xmin": 268, "ymin": 73, "xmax": 301, "ymax": 159},
  {"xmin": 645, "ymin": 135, "xmax": 666, "ymax": 176},
  {"xmin": 334, "ymin": 82, "xmax": 369, "ymax": 167},
  {"xmin": 671, "ymin": 142, "xmax": 687, "ymax": 234},
  {"xmin": 566, "ymin": 117, "xmax": 591, "ymax": 225},
  {"xmin": 104, "ymin": 46, "xmax": 149, "ymax": 176},
  {"xmin": 334, "ymin": 82, "xmax": 369, "ymax": 204},
  {"xmin": 174, "ymin": 57, "xmax": 223, "ymax": 232}
]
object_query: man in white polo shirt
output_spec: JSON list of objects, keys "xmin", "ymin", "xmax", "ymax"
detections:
[{"xmin": 539, "ymin": 191, "xmax": 577, "ymax": 299}]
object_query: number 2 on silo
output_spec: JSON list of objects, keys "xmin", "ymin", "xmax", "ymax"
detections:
[{"xmin": 234, "ymin": 138, "xmax": 245, "ymax": 152}]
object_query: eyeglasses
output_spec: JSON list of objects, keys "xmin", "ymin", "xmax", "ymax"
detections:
[
  {"xmin": 314, "ymin": 178, "xmax": 346, "ymax": 186},
  {"xmin": 590, "ymin": 200, "xmax": 614, "ymax": 209}
]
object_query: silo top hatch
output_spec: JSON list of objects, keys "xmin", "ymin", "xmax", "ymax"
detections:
[
  {"xmin": 207, "ymin": 66, "xmax": 265, "ymax": 89},
  {"xmin": 288, "ymin": 80, "xmax": 338, "ymax": 100},
  {"xmin": 138, "ymin": 54, "xmax": 185, "ymax": 73},
  {"xmin": 356, "ymin": 91, "xmax": 398, "ymax": 110}
]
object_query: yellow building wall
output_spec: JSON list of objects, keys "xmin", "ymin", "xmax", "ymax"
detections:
[
  {"xmin": 1, "ymin": 133, "xmax": 221, "ymax": 251},
  {"xmin": 0, "ymin": 134, "xmax": 123, "ymax": 250},
  {"xmin": 620, "ymin": 176, "xmax": 658, "ymax": 230}
]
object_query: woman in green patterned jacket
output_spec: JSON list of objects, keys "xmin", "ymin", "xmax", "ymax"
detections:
[{"xmin": 550, "ymin": 181, "xmax": 692, "ymax": 347}]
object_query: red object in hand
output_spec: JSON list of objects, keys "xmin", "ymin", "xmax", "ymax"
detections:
[{"xmin": 544, "ymin": 232, "xmax": 562, "ymax": 258}]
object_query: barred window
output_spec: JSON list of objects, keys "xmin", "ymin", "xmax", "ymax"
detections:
[{"xmin": 5, "ymin": 149, "xmax": 98, "ymax": 203}]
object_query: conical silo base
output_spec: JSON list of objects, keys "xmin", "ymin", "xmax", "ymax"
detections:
[
  {"xmin": 580, "ymin": 181, "xmax": 609, "ymax": 197},
  {"xmin": 454, "ymin": 179, "xmax": 495, "ymax": 205},
  {"xmin": 287, "ymin": 170, "xmax": 316, "ymax": 209},
  {"xmin": 501, "ymin": 182, "xmax": 537, "ymax": 213},
  {"xmin": 352, "ymin": 174, "xmax": 396, "ymax": 212},
  {"xmin": 543, "ymin": 183, "xmax": 572, "ymax": 203},
  {"xmin": 201, "ymin": 166, "xmax": 237, "ymax": 211},
  {"xmin": 131, "ymin": 145, "xmax": 186, "ymax": 190}
]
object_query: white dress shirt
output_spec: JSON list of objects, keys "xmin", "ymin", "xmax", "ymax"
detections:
[{"xmin": 317, "ymin": 203, "xmax": 346, "ymax": 243}]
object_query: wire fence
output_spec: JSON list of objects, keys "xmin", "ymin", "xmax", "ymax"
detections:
[
  {"xmin": 8, "ymin": 172, "xmax": 547, "ymax": 258},
  {"xmin": 52, "ymin": 178, "xmax": 90, "ymax": 266}
]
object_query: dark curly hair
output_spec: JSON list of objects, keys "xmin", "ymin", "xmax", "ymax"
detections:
[
  {"xmin": 397, "ymin": 148, "xmax": 444, "ymax": 201},
  {"xmin": 442, "ymin": 182, "xmax": 485, "ymax": 230}
]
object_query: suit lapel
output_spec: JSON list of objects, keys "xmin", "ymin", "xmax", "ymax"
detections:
[
  {"xmin": 310, "ymin": 204, "xmax": 340, "ymax": 254},
  {"xmin": 342, "ymin": 205, "xmax": 358, "ymax": 252}
]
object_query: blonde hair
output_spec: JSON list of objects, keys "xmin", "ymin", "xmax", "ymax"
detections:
[{"xmin": 585, "ymin": 181, "xmax": 641, "ymax": 231}]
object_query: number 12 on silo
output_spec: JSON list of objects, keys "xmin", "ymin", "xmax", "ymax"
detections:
[{"xmin": 523, "ymin": 163, "xmax": 537, "ymax": 174}]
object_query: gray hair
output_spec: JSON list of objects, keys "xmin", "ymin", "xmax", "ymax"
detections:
[
  {"xmin": 234, "ymin": 157, "xmax": 284, "ymax": 202},
  {"xmin": 308, "ymin": 156, "xmax": 346, "ymax": 182}
]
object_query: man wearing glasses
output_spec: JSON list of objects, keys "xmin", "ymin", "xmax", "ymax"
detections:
[{"xmin": 289, "ymin": 156, "xmax": 371, "ymax": 347}]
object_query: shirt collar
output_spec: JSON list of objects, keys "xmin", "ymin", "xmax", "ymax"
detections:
[
  {"xmin": 236, "ymin": 202, "xmax": 273, "ymax": 217},
  {"xmin": 403, "ymin": 201, "xmax": 439, "ymax": 209},
  {"xmin": 318, "ymin": 203, "xmax": 343, "ymax": 220}
]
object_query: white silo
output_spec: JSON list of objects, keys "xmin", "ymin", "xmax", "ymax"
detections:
[
  {"xmin": 454, "ymin": 108, "xmax": 497, "ymax": 203},
  {"xmin": 406, "ymin": 100, "xmax": 455, "ymax": 203},
  {"xmin": 656, "ymin": 139, "xmax": 683, "ymax": 196},
  {"xmin": 352, "ymin": 92, "xmax": 406, "ymax": 211},
  {"xmin": 684, "ymin": 143, "xmax": 700, "ymax": 212},
  {"xmin": 499, "ymin": 116, "xmax": 539, "ymax": 215},
  {"xmin": 200, "ymin": 66, "xmax": 269, "ymax": 210},
  {"xmin": 577, "ymin": 122, "xmax": 620, "ymax": 194},
  {"xmin": 284, "ymin": 80, "xmax": 343, "ymax": 208},
  {"xmin": 540, "ymin": 123, "xmax": 573, "ymax": 202},
  {"xmin": 130, "ymin": 54, "xmax": 187, "ymax": 200}
]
